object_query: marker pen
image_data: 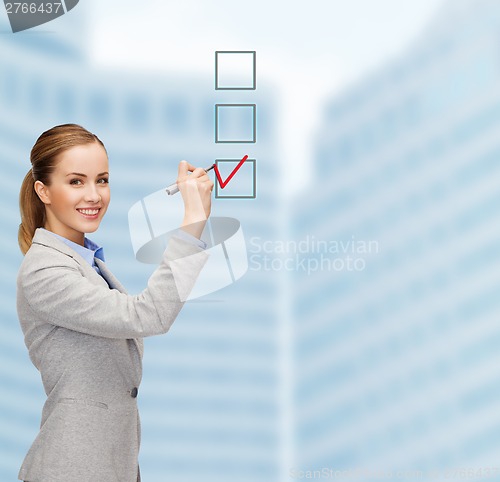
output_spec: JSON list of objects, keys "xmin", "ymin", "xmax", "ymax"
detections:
[{"xmin": 165, "ymin": 164, "xmax": 215, "ymax": 195}]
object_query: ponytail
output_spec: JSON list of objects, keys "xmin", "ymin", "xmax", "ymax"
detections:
[
  {"xmin": 18, "ymin": 124, "xmax": 106, "ymax": 255},
  {"xmin": 18, "ymin": 168, "xmax": 46, "ymax": 255}
]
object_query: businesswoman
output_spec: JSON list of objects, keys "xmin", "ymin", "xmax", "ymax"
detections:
[{"xmin": 17, "ymin": 124, "xmax": 212, "ymax": 482}]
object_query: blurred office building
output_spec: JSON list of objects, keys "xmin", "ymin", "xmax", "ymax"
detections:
[
  {"xmin": 0, "ymin": 10, "xmax": 281, "ymax": 482},
  {"xmin": 292, "ymin": 0, "xmax": 500, "ymax": 478}
]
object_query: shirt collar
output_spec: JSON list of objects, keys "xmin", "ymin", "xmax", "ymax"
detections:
[{"xmin": 42, "ymin": 228, "xmax": 105, "ymax": 267}]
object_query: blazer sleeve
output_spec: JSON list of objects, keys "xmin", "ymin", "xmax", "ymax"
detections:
[{"xmin": 17, "ymin": 236, "xmax": 209, "ymax": 339}]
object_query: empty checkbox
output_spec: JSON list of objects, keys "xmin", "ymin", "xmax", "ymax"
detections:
[
  {"xmin": 215, "ymin": 104, "xmax": 256, "ymax": 143},
  {"xmin": 215, "ymin": 51, "xmax": 256, "ymax": 90}
]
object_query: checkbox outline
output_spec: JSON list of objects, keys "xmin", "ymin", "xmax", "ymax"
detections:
[
  {"xmin": 215, "ymin": 51, "xmax": 256, "ymax": 90},
  {"xmin": 214, "ymin": 158, "xmax": 257, "ymax": 199},
  {"xmin": 215, "ymin": 103, "xmax": 257, "ymax": 144}
]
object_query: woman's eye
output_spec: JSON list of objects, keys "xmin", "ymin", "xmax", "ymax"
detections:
[
  {"xmin": 98, "ymin": 178, "xmax": 109, "ymax": 184},
  {"xmin": 70, "ymin": 179, "xmax": 82, "ymax": 185}
]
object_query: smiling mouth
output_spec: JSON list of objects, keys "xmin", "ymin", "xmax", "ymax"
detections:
[{"xmin": 77, "ymin": 208, "xmax": 100, "ymax": 217}]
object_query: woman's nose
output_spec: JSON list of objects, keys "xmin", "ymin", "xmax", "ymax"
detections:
[{"xmin": 84, "ymin": 185, "xmax": 101, "ymax": 203}]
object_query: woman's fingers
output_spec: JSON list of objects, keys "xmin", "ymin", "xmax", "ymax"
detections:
[
  {"xmin": 200, "ymin": 177, "xmax": 214, "ymax": 191},
  {"xmin": 177, "ymin": 160, "xmax": 213, "ymax": 235},
  {"xmin": 189, "ymin": 167, "xmax": 209, "ymax": 180},
  {"xmin": 177, "ymin": 163, "xmax": 210, "ymax": 185},
  {"xmin": 177, "ymin": 160, "xmax": 196, "ymax": 177}
]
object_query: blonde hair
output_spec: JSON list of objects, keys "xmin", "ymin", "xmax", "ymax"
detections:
[{"xmin": 18, "ymin": 124, "xmax": 106, "ymax": 254}]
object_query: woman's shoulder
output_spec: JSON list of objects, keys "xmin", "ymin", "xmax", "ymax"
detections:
[{"xmin": 19, "ymin": 230, "xmax": 78, "ymax": 277}]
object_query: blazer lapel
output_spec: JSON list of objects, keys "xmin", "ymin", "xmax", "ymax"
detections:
[
  {"xmin": 94, "ymin": 258, "xmax": 144, "ymax": 358},
  {"xmin": 94, "ymin": 258, "xmax": 127, "ymax": 293}
]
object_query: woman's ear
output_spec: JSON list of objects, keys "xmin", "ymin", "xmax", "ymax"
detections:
[{"xmin": 34, "ymin": 180, "xmax": 51, "ymax": 205}]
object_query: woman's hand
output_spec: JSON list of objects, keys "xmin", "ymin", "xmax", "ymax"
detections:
[{"xmin": 176, "ymin": 160, "xmax": 214, "ymax": 239}]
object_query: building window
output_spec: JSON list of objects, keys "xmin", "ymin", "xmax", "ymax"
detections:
[
  {"xmin": 1, "ymin": 67, "xmax": 18, "ymax": 108},
  {"xmin": 125, "ymin": 95, "xmax": 149, "ymax": 131},
  {"xmin": 88, "ymin": 91, "xmax": 112, "ymax": 126},
  {"xmin": 27, "ymin": 76, "xmax": 45, "ymax": 116},
  {"xmin": 56, "ymin": 84, "xmax": 76, "ymax": 118},
  {"xmin": 164, "ymin": 99, "xmax": 188, "ymax": 134}
]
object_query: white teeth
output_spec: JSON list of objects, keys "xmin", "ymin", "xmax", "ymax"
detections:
[{"xmin": 78, "ymin": 209, "xmax": 99, "ymax": 215}]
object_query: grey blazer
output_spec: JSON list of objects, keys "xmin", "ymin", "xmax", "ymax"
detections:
[{"xmin": 17, "ymin": 228, "xmax": 208, "ymax": 482}]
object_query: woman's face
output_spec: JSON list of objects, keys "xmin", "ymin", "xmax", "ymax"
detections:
[{"xmin": 35, "ymin": 142, "xmax": 110, "ymax": 245}]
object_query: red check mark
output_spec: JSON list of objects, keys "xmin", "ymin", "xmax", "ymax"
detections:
[{"xmin": 214, "ymin": 155, "xmax": 249, "ymax": 189}]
